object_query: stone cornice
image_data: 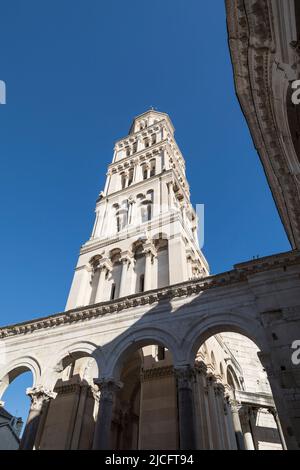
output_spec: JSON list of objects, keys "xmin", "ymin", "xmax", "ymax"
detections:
[
  {"xmin": 0, "ymin": 250, "xmax": 298, "ymax": 339},
  {"xmin": 81, "ymin": 210, "xmax": 183, "ymax": 255},
  {"xmin": 98, "ymin": 168, "xmax": 173, "ymax": 205},
  {"xmin": 141, "ymin": 365, "xmax": 174, "ymax": 381},
  {"xmin": 115, "ymin": 118, "xmax": 171, "ymax": 146},
  {"xmin": 109, "ymin": 140, "xmax": 168, "ymax": 171}
]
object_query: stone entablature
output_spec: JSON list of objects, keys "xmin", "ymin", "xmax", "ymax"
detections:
[{"xmin": 0, "ymin": 249, "xmax": 298, "ymax": 340}]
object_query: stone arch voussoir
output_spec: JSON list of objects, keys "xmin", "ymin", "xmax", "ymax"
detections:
[
  {"xmin": 0, "ymin": 355, "xmax": 42, "ymax": 400},
  {"xmin": 182, "ymin": 312, "xmax": 266, "ymax": 366},
  {"xmin": 103, "ymin": 326, "xmax": 180, "ymax": 379}
]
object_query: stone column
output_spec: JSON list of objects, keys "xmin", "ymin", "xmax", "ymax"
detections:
[
  {"xmin": 70, "ymin": 385, "xmax": 89, "ymax": 450},
  {"xmin": 133, "ymin": 157, "xmax": 140, "ymax": 182},
  {"xmin": 19, "ymin": 386, "xmax": 57, "ymax": 450},
  {"xmin": 92, "ymin": 378, "xmax": 123, "ymax": 450},
  {"xmin": 119, "ymin": 251, "xmax": 133, "ymax": 297},
  {"xmin": 166, "ymin": 181, "xmax": 173, "ymax": 209},
  {"xmin": 229, "ymin": 399, "xmax": 245, "ymax": 450},
  {"xmin": 269, "ymin": 408, "xmax": 287, "ymax": 450},
  {"xmin": 258, "ymin": 351, "xmax": 298, "ymax": 450},
  {"xmin": 174, "ymin": 366, "xmax": 197, "ymax": 450},
  {"xmin": 76, "ymin": 265, "xmax": 93, "ymax": 307},
  {"xmin": 240, "ymin": 406, "xmax": 255, "ymax": 450},
  {"xmin": 168, "ymin": 234, "xmax": 188, "ymax": 285},
  {"xmin": 214, "ymin": 383, "xmax": 227, "ymax": 449},
  {"xmin": 224, "ymin": 396, "xmax": 238, "ymax": 450},
  {"xmin": 206, "ymin": 375, "xmax": 221, "ymax": 449},
  {"xmin": 194, "ymin": 362, "xmax": 213, "ymax": 449},
  {"xmin": 95, "ymin": 260, "xmax": 112, "ymax": 303},
  {"xmin": 143, "ymin": 242, "xmax": 156, "ymax": 292},
  {"xmin": 186, "ymin": 254, "xmax": 193, "ymax": 280},
  {"xmin": 128, "ymin": 198, "xmax": 135, "ymax": 225}
]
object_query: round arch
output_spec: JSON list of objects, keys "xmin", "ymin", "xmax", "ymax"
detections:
[
  {"xmin": 0, "ymin": 356, "xmax": 41, "ymax": 400},
  {"xmin": 182, "ymin": 312, "xmax": 267, "ymax": 366},
  {"xmin": 104, "ymin": 326, "xmax": 180, "ymax": 379},
  {"xmin": 226, "ymin": 364, "xmax": 242, "ymax": 391},
  {"xmin": 46, "ymin": 340, "xmax": 104, "ymax": 388}
]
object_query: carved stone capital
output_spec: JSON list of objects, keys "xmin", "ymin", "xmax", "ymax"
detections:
[
  {"xmin": 120, "ymin": 250, "xmax": 134, "ymax": 265},
  {"xmin": 195, "ymin": 360, "xmax": 208, "ymax": 376},
  {"xmin": 174, "ymin": 366, "xmax": 195, "ymax": 390},
  {"xmin": 26, "ymin": 386, "xmax": 57, "ymax": 411},
  {"xmin": 143, "ymin": 241, "xmax": 157, "ymax": 258},
  {"xmin": 290, "ymin": 40, "xmax": 300, "ymax": 57},
  {"xmin": 228, "ymin": 399, "xmax": 242, "ymax": 414},
  {"xmin": 93, "ymin": 378, "xmax": 123, "ymax": 403},
  {"xmin": 206, "ymin": 373, "xmax": 217, "ymax": 387},
  {"xmin": 99, "ymin": 259, "xmax": 113, "ymax": 273}
]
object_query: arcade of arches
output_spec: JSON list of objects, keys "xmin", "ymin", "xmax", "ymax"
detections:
[{"xmin": 0, "ymin": 332, "xmax": 286, "ymax": 450}]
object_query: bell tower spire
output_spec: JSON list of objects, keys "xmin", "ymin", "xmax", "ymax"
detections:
[{"xmin": 65, "ymin": 110, "xmax": 209, "ymax": 310}]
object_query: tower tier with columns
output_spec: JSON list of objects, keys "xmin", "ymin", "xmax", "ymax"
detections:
[{"xmin": 66, "ymin": 110, "xmax": 209, "ymax": 310}]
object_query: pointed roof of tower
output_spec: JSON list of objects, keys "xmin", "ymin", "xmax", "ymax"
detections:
[{"xmin": 128, "ymin": 109, "xmax": 175, "ymax": 135}]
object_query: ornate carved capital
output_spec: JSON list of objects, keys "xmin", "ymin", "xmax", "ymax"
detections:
[
  {"xmin": 195, "ymin": 360, "xmax": 208, "ymax": 376},
  {"xmin": 99, "ymin": 259, "xmax": 113, "ymax": 273},
  {"xmin": 120, "ymin": 250, "xmax": 134, "ymax": 265},
  {"xmin": 290, "ymin": 40, "xmax": 300, "ymax": 57},
  {"xmin": 26, "ymin": 386, "xmax": 57, "ymax": 411},
  {"xmin": 93, "ymin": 378, "xmax": 123, "ymax": 403},
  {"xmin": 143, "ymin": 241, "xmax": 157, "ymax": 258},
  {"xmin": 174, "ymin": 366, "xmax": 195, "ymax": 390},
  {"xmin": 228, "ymin": 399, "xmax": 242, "ymax": 414}
]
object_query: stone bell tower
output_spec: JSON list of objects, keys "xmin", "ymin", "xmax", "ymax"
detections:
[{"xmin": 66, "ymin": 110, "xmax": 209, "ymax": 310}]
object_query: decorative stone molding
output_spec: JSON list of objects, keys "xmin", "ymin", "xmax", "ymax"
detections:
[
  {"xmin": 141, "ymin": 365, "xmax": 174, "ymax": 382},
  {"xmin": 225, "ymin": 0, "xmax": 300, "ymax": 248},
  {"xmin": 26, "ymin": 386, "xmax": 57, "ymax": 411},
  {"xmin": 53, "ymin": 383, "xmax": 83, "ymax": 395},
  {"xmin": 0, "ymin": 249, "xmax": 298, "ymax": 338},
  {"xmin": 174, "ymin": 366, "xmax": 195, "ymax": 390}
]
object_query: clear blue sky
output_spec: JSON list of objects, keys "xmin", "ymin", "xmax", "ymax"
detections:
[{"xmin": 0, "ymin": 1, "xmax": 290, "ymax": 424}]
